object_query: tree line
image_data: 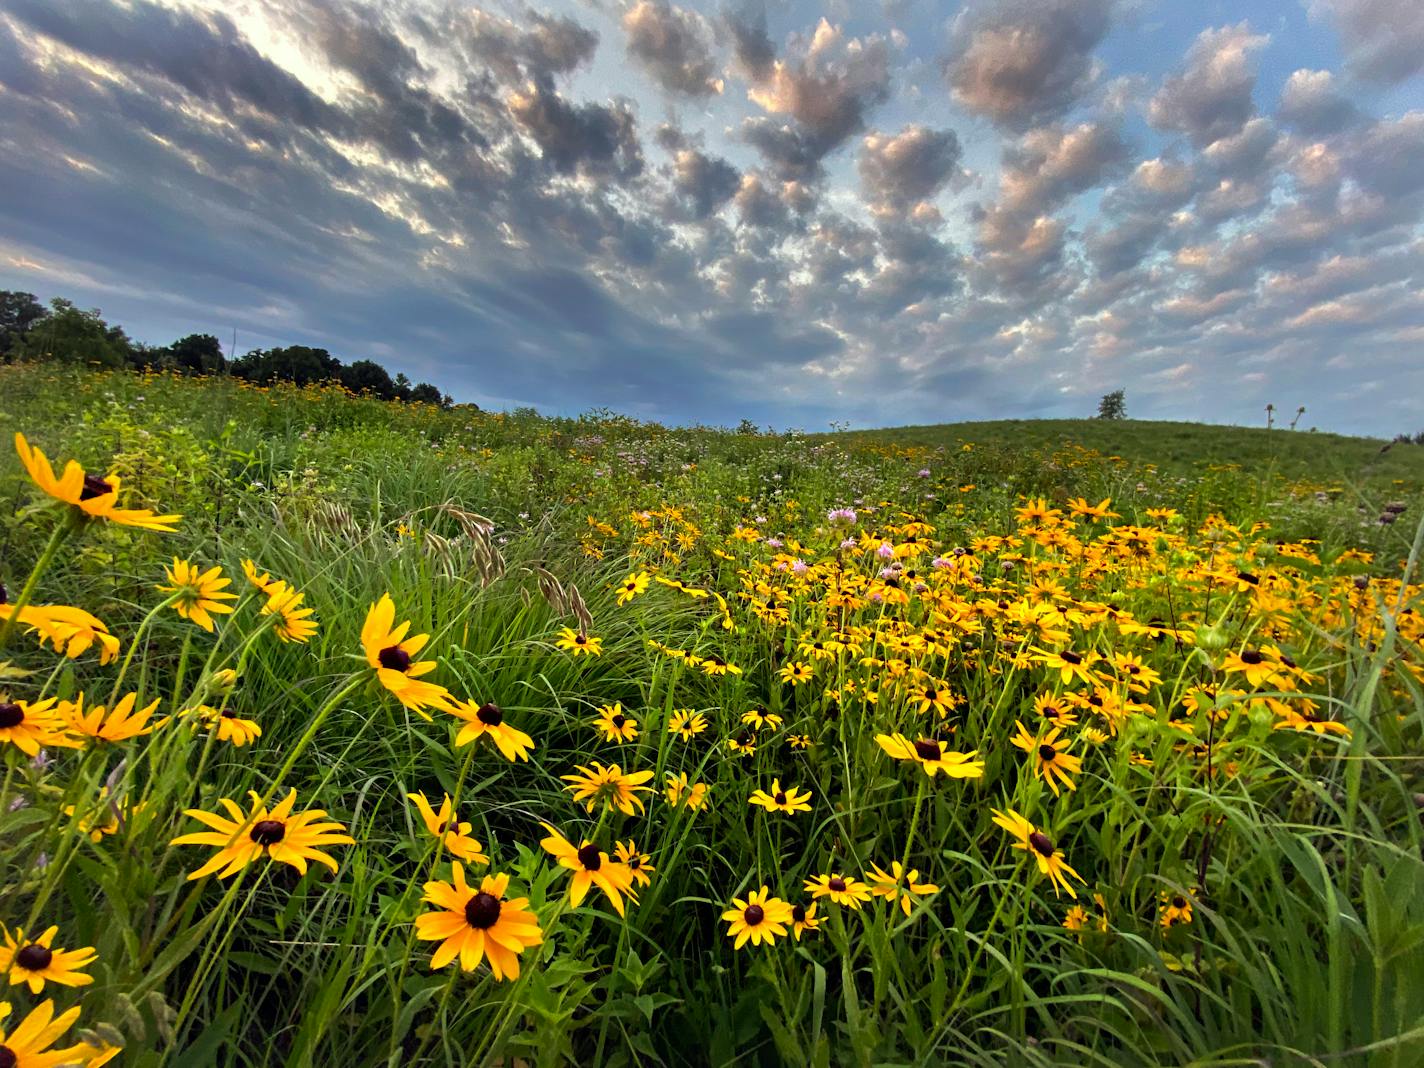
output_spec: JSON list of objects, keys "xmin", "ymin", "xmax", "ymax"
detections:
[{"xmin": 0, "ymin": 292, "xmax": 455, "ymax": 407}]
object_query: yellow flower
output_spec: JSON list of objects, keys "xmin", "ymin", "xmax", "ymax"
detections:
[
  {"xmin": 804, "ymin": 873, "xmax": 872, "ymax": 909},
  {"xmin": 157, "ymin": 559, "xmax": 237, "ymax": 632},
  {"xmin": 15, "ymin": 432, "xmax": 181, "ymax": 531},
  {"xmin": 561, "ymin": 762, "xmax": 654, "ymax": 815},
  {"xmin": 360, "ymin": 594, "xmax": 453, "ymax": 718},
  {"xmin": 241, "ymin": 559, "xmax": 278, "ymax": 593},
  {"xmin": 721, "ymin": 886, "xmax": 793, "ymax": 949},
  {"xmin": 415, "ymin": 864, "xmax": 542, "ymax": 978},
  {"xmin": 613, "ymin": 841, "xmax": 655, "ymax": 887},
  {"xmin": 616, "ymin": 571, "xmax": 651, "ymax": 605},
  {"xmin": 448, "ymin": 700, "xmax": 535, "ymax": 761},
  {"xmin": 554, "ymin": 626, "xmax": 602, "ymax": 656},
  {"xmin": 1010, "ymin": 720, "xmax": 1082, "ymax": 795},
  {"xmin": 0, "ymin": 927, "xmax": 97, "ymax": 994},
  {"xmin": 0, "ymin": 698, "xmax": 80, "ymax": 756},
  {"xmin": 789, "ymin": 902, "xmax": 821, "ymax": 940},
  {"xmin": 667, "ymin": 709, "xmax": 707, "ymax": 740},
  {"xmin": 592, "ymin": 702, "xmax": 639, "ymax": 743},
  {"xmin": 406, "ymin": 792, "xmax": 489, "ymax": 866},
  {"xmin": 875, "ymin": 734, "xmax": 985, "ymax": 778},
  {"xmin": 748, "ymin": 779, "xmax": 812, "ymax": 815},
  {"xmin": 538, "ymin": 824, "xmax": 638, "ymax": 916},
  {"xmin": 866, "ymin": 861, "xmax": 939, "ymax": 917},
  {"xmin": 63, "ymin": 692, "xmax": 164, "ymax": 742},
  {"xmin": 0, "ymin": 998, "xmax": 85, "ymax": 1068},
  {"xmin": 777, "ymin": 661, "xmax": 814, "ymax": 685},
  {"xmin": 664, "ymin": 772, "xmax": 709, "ymax": 811},
  {"xmin": 991, "ymin": 808, "xmax": 1085, "ymax": 899},
  {"xmin": 171, "ymin": 789, "xmax": 355, "ymax": 880},
  {"xmin": 262, "ymin": 581, "xmax": 319, "ymax": 643},
  {"xmin": 5, "ymin": 604, "xmax": 120, "ymax": 664},
  {"xmin": 189, "ymin": 704, "xmax": 262, "ymax": 746}
]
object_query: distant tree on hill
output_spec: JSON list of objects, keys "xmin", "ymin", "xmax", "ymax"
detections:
[
  {"xmin": 232, "ymin": 345, "xmax": 341, "ymax": 386},
  {"xmin": 339, "ymin": 358, "xmax": 396, "ymax": 399},
  {"xmin": 166, "ymin": 333, "xmax": 227, "ymax": 375},
  {"xmin": 409, "ymin": 382, "xmax": 443, "ymax": 405},
  {"xmin": 0, "ymin": 291, "xmax": 46, "ymax": 355},
  {"xmin": 10, "ymin": 298, "xmax": 132, "ymax": 367},
  {"xmin": 1096, "ymin": 389, "xmax": 1126, "ymax": 420}
]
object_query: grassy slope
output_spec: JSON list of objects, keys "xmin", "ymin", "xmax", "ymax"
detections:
[{"xmin": 836, "ymin": 418, "xmax": 1424, "ymax": 490}]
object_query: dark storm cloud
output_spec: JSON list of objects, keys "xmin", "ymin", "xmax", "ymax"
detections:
[
  {"xmin": 858, "ymin": 126, "xmax": 962, "ymax": 215},
  {"xmin": 1307, "ymin": 0, "xmax": 1424, "ymax": 85},
  {"xmin": 623, "ymin": 0, "xmax": 723, "ymax": 97},
  {"xmin": 945, "ymin": 0, "xmax": 1113, "ymax": 129},
  {"xmin": 1148, "ymin": 23, "xmax": 1268, "ymax": 148},
  {"xmin": 507, "ymin": 78, "xmax": 644, "ymax": 180},
  {"xmin": 667, "ymin": 145, "xmax": 741, "ymax": 218}
]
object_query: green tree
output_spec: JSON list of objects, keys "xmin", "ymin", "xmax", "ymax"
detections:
[
  {"xmin": 338, "ymin": 359, "xmax": 396, "ymax": 399},
  {"xmin": 10, "ymin": 298, "xmax": 130, "ymax": 367},
  {"xmin": 0, "ymin": 291, "xmax": 46, "ymax": 355},
  {"xmin": 1096, "ymin": 389, "xmax": 1126, "ymax": 420},
  {"xmin": 166, "ymin": 333, "xmax": 227, "ymax": 375},
  {"xmin": 409, "ymin": 382, "xmax": 444, "ymax": 405},
  {"xmin": 231, "ymin": 345, "xmax": 341, "ymax": 386}
]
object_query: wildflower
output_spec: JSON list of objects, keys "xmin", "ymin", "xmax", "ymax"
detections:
[
  {"xmin": 721, "ymin": 887, "xmax": 793, "ymax": 949},
  {"xmin": 667, "ymin": 709, "xmax": 707, "ymax": 740},
  {"xmin": 614, "ymin": 841, "xmax": 655, "ymax": 887},
  {"xmin": 748, "ymin": 779, "xmax": 812, "ymax": 815},
  {"xmin": 241, "ymin": 559, "xmax": 277, "ymax": 593},
  {"xmin": 361, "ymin": 594, "xmax": 453, "ymax": 718},
  {"xmin": 1031, "ymin": 647, "xmax": 1099, "ymax": 687},
  {"xmin": 593, "ymin": 703, "xmax": 639, "ymax": 743},
  {"xmin": 909, "ymin": 682, "xmax": 955, "ymax": 718},
  {"xmin": 1221, "ymin": 648, "xmax": 1281, "ymax": 688},
  {"xmin": 0, "ymin": 998, "xmax": 84, "ymax": 1066},
  {"xmin": 15, "ymin": 432, "xmax": 181, "ymax": 531},
  {"xmin": 561, "ymin": 762, "xmax": 654, "ymax": 815},
  {"xmin": 171, "ymin": 789, "xmax": 354, "ymax": 880},
  {"xmin": 1159, "ymin": 889, "xmax": 1196, "ymax": 929},
  {"xmin": 664, "ymin": 772, "xmax": 709, "ymax": 811},
  {"xmin": 1063, "ymin": 905, "xmax": 1090, "ymax": 936},
  {"xmin": 778, "ymin": 661, "xmax": 814, "ymax": 685},
  {"xmin": 875, "ymin": 734, "xmax": 985, "ymax": 779},
  {"xmin": 262, "ymin": 581, "xmax": 319, "ymax": 643},
  {"xmin": 189, "ymin": 704, "xmax": 261, "ymax": 747},
  {"xmin": 1066, "ymin": 497, "xmax": 1119, "ymax": 520},
  {"xmin": 0, "ymin": 699, "xmax": 79, "ymax": 756},
  {"xmin": 727, "ymin": 730, "xmax": 757, "ymax": 757},
  {"xmin": 1010, "ymin": 721, "xmax": 1082, "ymax": 795},
  {"xmin": 789, "ymin": 902, "xmax": 821, "ymax": 939},
  {"xmin": 991, "ymin": 808, "xmax": 1085, "ymax": 898},
  {"xmin": 449, "ymin": 700, "xmax": 535, "ymax": 761},
  {"xmin": 0, "ymin": 927, "xmax": 96, "ymax": 994},
  {"xmin": 741, "ymin": 708, "xmax": 782, "ymax": 731},
  {"xmin": 12, "ymin": 605, "xmax": 119, "ymax": 664},
  {"xmin": 787, "ymin": 733, "xmax": 813, "ymax": 750},
  {"xmin": 554, "ymin": 626, "xmax": 602, "ymax": 656},
  {"xmin": 63, "ymin": 693, "xmax": 164, "ymax": 743},
  {"xmin": 804, "ymin": 873, "xmax": 872, "ymax": 909},
  {"xmin": 616, "ymin": 571, "xmax": 651, "ymax": 605},
  {"xmin": 414, "ymin": 864, "xmax": 542, "ymax": 978},
  {"xmin": 407, "ymin": 792, "xmax": 489, "ymax": 866},
  {"xmin": 698, "ymin": 654, "xmax": 741, "ymax": 676},
  {"xmin": 157, "ymin": 559, "xmax": 237, "ymax": 632},
  {"xmin": 538, "ymin": 824, "xmax": 637, "ymax": 915},
  {"xmin": 866, "ymin": 861, "xmax": 939, "ymax": 916}
]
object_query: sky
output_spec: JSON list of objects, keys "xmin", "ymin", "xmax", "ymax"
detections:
[{"xmin": 0, "ymin": 0, "xmax": 1421, "ymax": 434}]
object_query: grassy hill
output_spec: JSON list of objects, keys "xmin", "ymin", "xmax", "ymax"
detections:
[{"xmin": 837, "ymin": 418, "xmax": 1424, "ymax": 490}]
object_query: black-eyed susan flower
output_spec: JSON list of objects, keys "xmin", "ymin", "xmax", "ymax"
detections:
[
  {"xmin": 667, "ymin": 710, "xmax": 707, "ymax": 740},
  {"xmin": 748, "ymin": 779, "xmax": 812, "ymax": 815},
  {"xmin": 804, "ymin": 873, "xmax": 872, "ymax": 909},
  {"xmin": 0, "ymin": 927, "xmax": 96, "ymax": 994},
  {"xmin": 1010, "ymin": 721, "xmax": 1082, "ymax": 795},
  {"xmin": 0, "ymin": 699, "xmax": 79, "ymax": 757},
  {"xmin": 875, "ymin": 734, "xmax": 985, "ymax": 779},
  {"xmin": 991, "ymin": 808, "xmax": 1084, "ymax": 898},
  {"xmin": 615, "ymin": 571, "xmax": 650, "ymax": 605},
  {"xmin": 1031, "ymin": 647, "xmax": 1099, "ymax": 687},
  {"xmin": 189, "ymin": 705, "xmax": 262, "ymax": 747},
  {"xmin": 361, "ymin": 594, "xmax": 453, "ymax": 718},
  {"xmin": 448, "ymin": 700, "xmax": 535, "ymax": 761},
  {"xmin": 407, "ymin": 792, "xmax": 489, "ymax": 866},
  {"xmin": 414, "ymin": 863, "xmax": 542, "ymax": 979},
  {"xmin": 727, "ymin": 730, "xmax": 757, "ymax": 757},
  {"xmin": 866, "ymin": 861, "xmax": 939, "ymax": 916},
  {"xmin": 778, "ymin": 661, "xmax": 814, "ymax": 685},
  {"xmin": 721, "ymin": 886, "xmax": 793, "ymax": 949},
  {"xmin": 171, "ymin": 789, "xmax": 354, "ymax": 880},
  {"xmin": 262, "ymin": 581, "xmax": 318, "ymax": 643},
  {"xmin": 909, "ymin": 681, "xmax": 956, "ymax": 718},
  {"xmin": 614, "ymin": 841, "xmax": 654, "ymax": 887},
  {"xmin": 787, "ymin": 733, "xmax": 813, "ymax": 750},
  {"xmin": 1158, "ymin": 889, "xmax": 1196, "ymax": 929},
  {"xmin": 1032, "ymin": 692, "xmax": 1077, "ymax": 727},
  {"xmin": 698, "ymin": 654, "xmax": 740, "ymax": 677},
  {"xmin": 593, "ymin": 703, "xmax": 639, "ymax": 743},
  {"xmin": 538, "ymin": 824, "xmax": 637, "ymax": 915},
  {"xmin": 157, "ymin": 559, "xmax": 237, "ymax": 632},
  {"xmin": 789, "ymin": 902, "xmax": 821, "ymax": 940},
  {"xmin": 664, "ymin": 772, "xmax": 708, "ymax": 811},
  {"xmin": 0, "ymin": 997, "xmax": 84, "ymax": 1067},
  {"xmin": 560, "ymin": 762, "xmax": 654, "ymax": 815},
  {"xmin": 15, "ymin": 432, "xmax": 180, "ymax": 531},
  {"xmin": 1221, "ymin": 648, "xmax": 1281, "ymax": 688},
  {"xmin": 241, "ymin": 559, "xmax": 277, "ymax": 593},
  {"xmin": 741, "ymin": 708, "xmax": 782, "ymax": 731},
  {"xmin": 554, "ymin": 626, "xmax": 602, "ymax": 656},
  {"xmin": 62, "ymin": 692, "xmax": 164, "ymax": 743},
  {"xmin": 12, "ymin": 605, "xmax": 119, "ymax": 664}
]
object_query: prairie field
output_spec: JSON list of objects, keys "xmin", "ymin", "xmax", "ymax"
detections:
[{"xmin": 1, "ymin": 363, "xmax": 1423, "ymax": 1067}]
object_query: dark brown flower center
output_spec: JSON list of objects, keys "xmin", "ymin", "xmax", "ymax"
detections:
[
  {"xmin": 1038, "ymin": 743, "xmax": 1058, "ymax": 762},
  {"xmin": 1240, "ymin": 650, "xmax": 1263, "ymax": 665},
  {"xmin": 1028, "ymin": 831, "xmax": 1056, "ymax": 857},
  {"xmin": 220, "ymin": 707, "xmax": 238, "ymax": 718},
  {"xmin": 476, "ymin": 702, "xmax": 503, "ymax": 726},
  {"xmin": 0, "ymin": 1046, "xmax": 16, "ymax": 1068},
  {"xmin": 925, "ymin": 688, "xmax": 938, "ymax": 701},
  {"xmin": 0, "ymin": 703, "xmax": 24, "ymax": 729},
  {"xmin": 1172, "ymin": 895, "xmax": 1186, "ymax": 908},
  {"xmin": 80, "ymin": 473, "xmax": 114, "ymax": 500},
  {"xmin": 1060, "ymin": 651, "xmax": 1082, "ymax": 664},
  {"xmin": 577, "ymin": 844, "xmax": 602, "ymax": 871},
  {"xmin": 378, "ymin": 645, "xmax": 412, "ymax": 672},
  {"xmin": 611, "ymin": 714, "xmax": 626, "ymax": 728},
  {"xmin": 1237, "ymin": 571, "xmax": 1258, "ymax": 584},
  {"xmin": 627, "ymin": 855, "xmax": 641, "ymax": 869},
  {"xmin": 250, "ymin": 819, "xmax": 286, "ymax": 846},
  {"xmin": 774, "ymin": 791, "xmax": 787, "ymax": 806},
  {"xmin": 464, "ymin": 891, "xmax": 501, "ymax": 929},
  {"xmin": 15, "ymin": 943, "xmax": 53, "ymax": 970},
  {"xmin": 828, "ymin": 876, "xmax": 847, "ymax": 892},
  {"xmin": 744, "ymin": 904, "xmax": 765, "ymax": 925},
  {"xmin": 791, "ymin": 904, "xmax": 806, "ymax": 923},
  {"xmin": 913, "ymin": 739, "xmax": 941, "ymax": 761}
]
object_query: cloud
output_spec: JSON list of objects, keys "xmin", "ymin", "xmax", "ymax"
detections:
[
  {"xmin": 722, "ymin": 5, "xmax": 777, "ymax": 81},
  {"xmin": 507, "ymin": 79, "xmax": 643, "ymax": 180},
  {"xmin": 1307, "ymin": 0, "xmax": 1424, "ymax": 85},
  {"xmin": 623, "ymin": 1, "xmax": 723, "ymax": 96},
  {"xmin": 858, "ymin": 125, "xmax": 962, "ymax": 215},
  {"xmin": 1278, "ymin": 69, "xmax": 1360, "ymax": 135},
  {"xmin": 447, "ymin": 8, "xmax": 600, "ymax": 84},
  {"xmin": 998, "ymin": 121, "xmax": 1129, "ymax": 214},
  {"xmin": 945, "ymin": 0, "xmax": 1113, "ymax": 129},
  {"xmin": 1149, "ymin": 23, "xmax": 1268, "ymax": 148},
  {"xmin": 670, "ymin": 147, "xmax": 741, "ymax": 218}
]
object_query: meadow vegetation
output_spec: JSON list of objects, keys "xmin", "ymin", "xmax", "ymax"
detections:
[{"xmin": 0, "ymin": 363, "xmax": 1421, "ymax": 1067}]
